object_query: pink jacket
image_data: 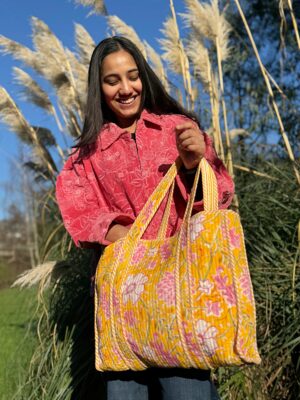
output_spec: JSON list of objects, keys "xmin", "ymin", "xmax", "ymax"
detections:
[{"xmin": 56, "ymin": 110, "xmax": 234, "ymax": 247}]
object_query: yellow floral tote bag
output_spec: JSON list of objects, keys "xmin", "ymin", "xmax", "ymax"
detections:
[{"xmin": 94, "ymin": 157, "xmax": 261, "ymax": 371}]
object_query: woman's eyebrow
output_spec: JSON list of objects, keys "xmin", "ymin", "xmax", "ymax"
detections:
[{"xmin": 103, "ymin": 68, "xmax": 139, "ymax": 79}]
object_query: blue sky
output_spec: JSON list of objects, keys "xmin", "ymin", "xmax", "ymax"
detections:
[{"xmin": 0, "ymin": 0, "xmax": 187, "ymax": 218}]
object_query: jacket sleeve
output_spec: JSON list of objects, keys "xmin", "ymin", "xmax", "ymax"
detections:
[
  {"xmin": 56, "ymin": 156, "xmax": 134, "ymax": 247},
  {"xmin": 176, "ymin": 132, "xmax": 234, "ymax": 210}
]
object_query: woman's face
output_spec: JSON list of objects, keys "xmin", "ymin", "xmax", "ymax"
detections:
[{"xmin": 100, "ymin": 50, "xmax": 143, "ymax": 129}]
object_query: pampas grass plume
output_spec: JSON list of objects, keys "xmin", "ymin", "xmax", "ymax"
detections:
[{"xmin": 107, "ymin": 15, "xmax": 147, "ymax": 58}]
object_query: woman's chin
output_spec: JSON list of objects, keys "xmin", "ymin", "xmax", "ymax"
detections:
[{"xmin": 114, "ymin": 107, "xmax": 141, "ymax": 126}]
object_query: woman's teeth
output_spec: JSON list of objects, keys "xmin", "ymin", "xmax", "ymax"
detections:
[{"xmin": 118, "ymin": 97, "xmax": 135, "ymax": 104}]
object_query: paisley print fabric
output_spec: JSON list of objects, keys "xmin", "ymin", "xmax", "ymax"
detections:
[
  {"xmin": 56, "ymin": 110, "xmax": 234, "ymax": 247},
  {"xmin": 94, "ymin": 158, "xmax": 261, "ymax": 371}
]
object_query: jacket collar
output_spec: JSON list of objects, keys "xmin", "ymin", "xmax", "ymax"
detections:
[{"xmin": 99, "ymin": 109, "xmax": 162, "ymax": 150}]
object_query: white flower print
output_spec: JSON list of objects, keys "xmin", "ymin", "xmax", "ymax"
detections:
[
  {"xmin": 196, "ymin": 319, "xmax": 218, "ymax": 357},
  {"xmin": 190, "ymin": 215, "xmax": 205, "ymax": 241},
  {"xmin": 122, "ymin": 273, "xmax": 148, "ymax": 304},
  {"xmin": 198, "ymin": 279, "xmax": 214, "ymax": 295},
  {"xmin": 142, "ymin": 345, "xmax": 156, "ymax": 360},
  {"xmin": 148, "ymin": 248, "xmax": 157, "ymax": 257}
]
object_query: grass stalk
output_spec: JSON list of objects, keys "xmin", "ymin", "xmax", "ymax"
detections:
[
  {"xmin": 144, "ymin": 41, "xmax": 170, "ymax": 92},
  {"xmin": 233, "ymin": 164, "xmax": 279, "ymax": 180},
  {"xmin": 291, "ymin": 220, "xmax": 300, "ymax": 310},
  {"xmin": 208, "ymin": 72, "xmax": 221, "ymax": 156},
  {"xmin": 106, "ymin": 15, "xmax": 147, "ymax": 58},
  {"xmin": 210, "ymin": 67, "xmax": 225, "ymax": 162},
  {"xmin": 265, "ymin": 67, "xmax": 287, "ymax": 99},
  {"xmin": 287, "ymin": 0, "xmax": 300, "ymax": 50},
  {"xmin": 73, "ymin": 0, "xmax": 108, "ymax": 16},
  {"xmin": 50, "ymin": 105, "xmax": 69, "ymax": 149},
  {"xmin": 169, "ymin": 0, "xmax": 194, "ymax": 109},
  {"xmin": 216, "ymin": 36, "xmax": 233, "ymax": 176},
  {"xmin": 215, "ymin": 36, "xmax": 238, "ymax": 207},
  {"xmin": 0, "ymin": 87, "xmax": 57, "ymax": 181},
  {"xmin": 233, "ymin": 0, "xmax": 300, "ymax": 186}
]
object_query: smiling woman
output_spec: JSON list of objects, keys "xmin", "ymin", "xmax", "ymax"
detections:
[{"xmin": 56, "ymin": 36, "xmax": 234, "ymax": 400}]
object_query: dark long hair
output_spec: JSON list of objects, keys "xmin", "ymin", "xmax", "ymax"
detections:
[{"xmin": 76, "ymin": 36, "xmax": 200, "ymax": 148}]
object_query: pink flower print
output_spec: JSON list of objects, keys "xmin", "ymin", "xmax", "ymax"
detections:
[
  {"xmin": 160, "ymin": 351, "xmax": 179, "ymax": 366},
  {"xmin": 157, "ymin": 272, "xmax": 175, "ymax": 306},
  {"xmin": 223, "ymin": 284, "xmax": 236, "ymax": 306},
  {"xmin": 146, "ymin": 260, "xmax": 157, "ymax": 270},
  {"xmin": 184, "ymin": 331, "xmax": 202, "ymax": 357},
  {"xmin": 160, "ymin": 242, "xmax": 172, "ymax": 260},
  {"xmin": 205, "ymin": 300, "xmax": 222, "ymax": 317},
  {"xmin": 237, "ymin": 337, "xmax": 246, "ymax": 356},
  {"xmin": 213, "ymin": 270, "xmax": 228, "ymax": 291},
  {"xmin": 187, "ymin": 248, "xmax": 198, "ymax": 265},
  {"xmin": 131, "ymin": 244, "xmax": 147, "ymax": 264},
  {"xmin": 198, "ymin": 279, "xmax": 214, "ymax": 295},
  {"xmin": 229, "ymin": 228, "xmax": 241, "ymax": 249},
  {"xmin": 214, "ymin": 268, "xmax": 236, "ymax": 307},
  {"xmin": 127, "ymin": 333, "xmax": 140, "ymax": 354},
  {"xmin": 113, "ymin": 242, "xmax": 125, "ymax": 263},
  {"xmin": 195, "ymin": 320, "xmax": 218, "ymax": 357},
  {"xmin": 112, "ymin": 289, "xmax": 121, "ymax": 314},
  {"xmin": 99, "ymin": 290, "xmax": 110, "ymax": 319},
  {"xmin": 149, "ymin": 333, "xmax": 179, "ymax": 366},
  {"xmin": 124, "ymin": 310, "xmax": 138, "ymax": 327},
  {"xmin": 122, "ymin": 273, "xmax": 148, "ymax": 304},
  {"xmin": 180, "ymin": 230, "xmax": 187, "ymax": 247},
  {"xmin": 240, "ymin": 271, "xmax": 253, "ymax": 301},
  {"xmin": 189, "ymin": 215, "xmax": 205, "ymax": 241}
]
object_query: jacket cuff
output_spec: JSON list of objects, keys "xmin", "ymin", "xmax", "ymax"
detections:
[{"xmin": 76, "ymin": 213, "xmax": 134, "ymax": 247}]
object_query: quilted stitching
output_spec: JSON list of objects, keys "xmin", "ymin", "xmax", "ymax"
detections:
[{"xmin": 94, "ymin": 158, "xmax": 261, "ymax": 371}]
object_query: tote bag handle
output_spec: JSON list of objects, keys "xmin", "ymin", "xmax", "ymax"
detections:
[{"xmin": 127, "ymin": 157, "xmax": 218, "ymax": 243}]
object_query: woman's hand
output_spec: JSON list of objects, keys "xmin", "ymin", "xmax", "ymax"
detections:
[
  {"xmin": 175, "ymin": 122, "xmax": 206, "ymax": 170},
  {"xmin": 105, "ymin": 224, "xmax": 129, "ymax": 243}
]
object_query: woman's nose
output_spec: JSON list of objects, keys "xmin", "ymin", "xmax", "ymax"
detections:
[{"xmin": 119, "ymin": 79, "xmax": 132, "ymax": 95}]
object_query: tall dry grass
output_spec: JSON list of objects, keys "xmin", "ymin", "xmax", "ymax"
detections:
[
  {"xmin": 73, "ymin": 0, "xmax": 108, "ymax": 16},
  {"xmin": 181, "ymin": 0, "xmax": 238, "ymax": 207},
  {"xmin": 182, "ymin": 0, "xmax": 232, "ymax": 161},
  {"xmin": 232, "ymin": 0, "xmax": 300, "ymax": 186},
  {"xmin": 159, "ymin": 0, "xmax": 195, "ymax": 109}
]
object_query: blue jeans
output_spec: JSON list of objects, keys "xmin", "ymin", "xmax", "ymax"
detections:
[{"xmin": 103, "ymin": 368, "xmax": 220, "ymax": 400}]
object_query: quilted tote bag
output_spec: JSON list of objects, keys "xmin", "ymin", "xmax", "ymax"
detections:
[{"xmin": 94, "ymin": 157, "xmax": 261, "ymax": 371}]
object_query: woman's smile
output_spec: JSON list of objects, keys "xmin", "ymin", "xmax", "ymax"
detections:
[{"xmin": 116, "ymin": 96, "xmax": 138, "ymax": 105}]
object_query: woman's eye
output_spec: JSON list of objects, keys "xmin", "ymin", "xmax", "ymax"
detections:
[
  {"xmin": 106, "ymin": 80, "xmax": 119, "ymax": 85},
  {"xmin": 129, "ymin": 74, "xmax": 139, "ymax": 81}
]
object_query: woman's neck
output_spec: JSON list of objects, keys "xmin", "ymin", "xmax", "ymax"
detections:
[{"xmin": 115, "ymin": 116, "xmax": 138, "ymax": 133}]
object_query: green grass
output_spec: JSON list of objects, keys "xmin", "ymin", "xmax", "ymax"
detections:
[
  {"xmin": 0, "ymin": 263, "xmax": 19, "ymax": 289},
  {"xmin": 0, "ymin": 287, "xmax": 38, "ymax": 400}
]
